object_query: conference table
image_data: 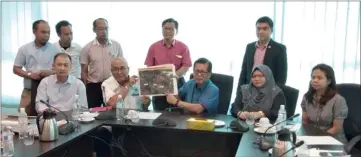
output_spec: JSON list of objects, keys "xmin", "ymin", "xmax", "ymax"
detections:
[
  {"xmin": 235, "ymin": 124, "xmax": 346, "ymax": 157},
  {"xmin": 104, "ymin": 111, "xmax": 241, "ymax": 157},
  {"xmin": 1, "ymin": 108, "xmax": 105, "ymax": 157},
  {"xmin": 1, "ymin": 108, "xmax": 351, "ymax": 157}
]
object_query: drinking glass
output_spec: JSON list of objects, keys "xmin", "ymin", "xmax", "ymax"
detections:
[
  {"xmin": 23, "ymin": 126, "xmax": 35, "ymax": 146},
  {"xmin": 246, "ymin": 113, "xmax": 255, "ymax": 125}
]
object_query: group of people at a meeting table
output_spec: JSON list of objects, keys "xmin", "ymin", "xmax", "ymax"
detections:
[{"xmin": 12, "ymin": 16, "xmax": 348, "ymax": 157}]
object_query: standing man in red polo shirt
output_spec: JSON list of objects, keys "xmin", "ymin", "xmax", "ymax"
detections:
[{"xmin": 144, "ymin": 18, "xmax": 192, "ymax": 111}]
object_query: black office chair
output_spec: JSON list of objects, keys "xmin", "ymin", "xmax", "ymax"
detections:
[
  {"xmin": 336, "ymin": 83, "xmax": 361, "ymax": 154},
  {"xmin": 190, "ymin": 73, "xmax": 234, "ymax": 114},
  {"xmin": 278, "ymin": 84, "xmax": 299, "ymax": 119}
]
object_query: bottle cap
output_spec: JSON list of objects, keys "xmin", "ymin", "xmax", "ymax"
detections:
[
  {"xmin": 118, "ymin": 94, "xmax": 122, "ymax": 101},
  {"xmin": 280, "ymin": 105, "xmax": 285, "ymax": 109},
  {"xmin": 3, "ymin": 126, "xmax": 13, "ymax": 132}
]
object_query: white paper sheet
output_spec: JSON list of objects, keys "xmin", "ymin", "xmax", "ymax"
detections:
[
  {"xmin": 297, "ymin": 136, "xmax": 343, "ymax": 145},
  {"xmin": 285, "ymin": 124, "xmax": 302, "ymax": 132},
  {"xmin": 138, "ymin": 112, "xmax": 162, "ymax": 120},
  {"xmin": 309, "ymin": 148, "xmax": 349, "ymax": 157}
]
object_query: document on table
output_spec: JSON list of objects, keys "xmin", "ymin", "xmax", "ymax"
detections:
[
  {"xmin": 138, "ymin": 112, "xmax": 162, "ymax": 120},
  {"xmin": 309, "ymin": 148, "xmax": 349, "ymax": 157},
  {"xmin": 297, "ymin": 136, "xmax": 343, "ymax": 145},
  {"xmin": 285, "ymin": 123, "xmax": 301, "ymax": 132}
]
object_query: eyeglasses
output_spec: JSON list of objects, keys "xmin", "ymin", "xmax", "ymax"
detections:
[
  {"xmin": 193, "ymin": 70, "xmax": 209, "ymax": 76},
  {"xmin": 95, "ymin": 27, "xmax": 109, "ymax": 31},
  {"xmin": 111, "ymin": 67, "xmax": 128, "ymax": 73}
]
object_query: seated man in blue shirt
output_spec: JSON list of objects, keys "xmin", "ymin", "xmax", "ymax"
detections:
[{"xmin": 166, "ymin": 58, "xmax": 219, "ymax": 114}]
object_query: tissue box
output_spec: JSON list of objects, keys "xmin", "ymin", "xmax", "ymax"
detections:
[{"xmin": 186, "ymin": 118, "xmax": 215, "ymax": 131}]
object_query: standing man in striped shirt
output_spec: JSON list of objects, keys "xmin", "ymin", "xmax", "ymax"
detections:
[
  {"xmin": 80, "ymin": 18, "xmax": 123, "ymax": 108},
  {"xmin": 144, "ymin": 18, "xmax": 192, "ymax": 111}
]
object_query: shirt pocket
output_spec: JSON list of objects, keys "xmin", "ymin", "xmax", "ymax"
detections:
[
  {"xmin": 108, "ymin": 46, "xmax": 119, "ymax": 58},
  {"xmin": 171, "ymin": 51, "xmax": 183, "ymax": 68},
  {"xmin": 88, "ymin": 50, "xmax": 100, "ymax": 64},
  {"xmin": 107, "ymin": 51, "xmax": 115, "ymax": 58},
  {"xmin": 30, "ymin": 52, "xmax": 52, "ymax": 70},
  {"xmin": 27, "ymin": 54, "xmax": 38, "ymax": 70}
]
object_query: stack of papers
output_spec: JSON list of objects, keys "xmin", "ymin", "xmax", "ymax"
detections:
[
  {"xmin": 138, "ymin": 112, "xmax": 162, "ymax": 120},
  {"xmin": 309, "ymin": 148, "xmax": 349, "ymax": 157},
  {"xmin": 297, "ymin": 136, "xmax": 343, "ymax": 145}
]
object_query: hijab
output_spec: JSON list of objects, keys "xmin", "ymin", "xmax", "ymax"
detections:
[{"xmin": 241, "ymin": 64, "xmax": 282, "ymax": 112}]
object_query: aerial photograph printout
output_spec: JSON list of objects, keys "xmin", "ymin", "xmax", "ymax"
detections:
[{"xmin": 138, "ymin": 64, "xmax": 178, "ymax": 96}]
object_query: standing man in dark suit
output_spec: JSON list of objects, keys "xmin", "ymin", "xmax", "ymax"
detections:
[{"xmin": 237, "ymin": 16, "xmax": 287, "ymax": 94}]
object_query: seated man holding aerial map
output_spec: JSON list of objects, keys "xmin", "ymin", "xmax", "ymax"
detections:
[
  {"xmin": 166, "ymin": 58, "xmax": 219, "ymax": 114},
  {"xmin": 94, "ymin": 57, "xmax": 150, "ymax": 157},
  {"xmin": 102, "ymin": 57, "xmax": 151, "ymax": 110}
]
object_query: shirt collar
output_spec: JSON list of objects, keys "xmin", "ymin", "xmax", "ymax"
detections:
[
  {"xmin": 93, "ymin": 38, "xmax": 112, "ymax": 46},
  {"xmin": 33, "ymin": 41, "xmax": 49, "ymax": 49},
  {"xmin": 110, "ymin": 76, "xmax": 130, "ymax": 87},
  {"xmin": 255, "ymin": 39, "xmax": 270, "ymax": 48},
  {"xmin": 162, "ymin": 39, "xmax": 176, "ymax": 46},
  {"xmin": 195, "ymin": 79, "xmax": 210, "ymax": 91},
  {"xmin": 54, "ymin": 75, "xmax": 72, "ymax": 84},
  {"xmin": 57, "ymin": 41, "xmax": 76, "ymax": 49}
]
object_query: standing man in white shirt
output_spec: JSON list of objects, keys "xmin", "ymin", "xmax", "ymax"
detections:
[
  {"xmin": 80, "ymin": 18, "xmax": 123, "ymax": 109},
  {"xmin": 54, "ymin": 20, "xmax": 82, "ymax": 78}
]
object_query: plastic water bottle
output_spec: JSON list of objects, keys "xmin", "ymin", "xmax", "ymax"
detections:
[
  {"xmin": 278, "ymin": 105, "xmax": 287, "ymax": 129},
  {"xmin": 275, "ymin": 113, "xmax": 283, "ymax": 131},
  {"xmin": 72, "ymin": 95, "xmax": 80, "ymax": 120},
  {"xmin": 116, "ymin": 95, "xmax": 125, "ymax": 120},
  {"xmin": 131, "ymin": 83, "xmax": 140, "ymax": 96},
  {"xmin": 18, "ymin": 108, "xmax": 28, "ymax": 139},
  {"xmin": 2, "ymin": 126, "xmax": 14, "ymax": 157}
]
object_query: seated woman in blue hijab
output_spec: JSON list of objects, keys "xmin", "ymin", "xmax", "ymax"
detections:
[{"xmin": 231, "ymin": 64, "xmax": 286, "ymax": 121}]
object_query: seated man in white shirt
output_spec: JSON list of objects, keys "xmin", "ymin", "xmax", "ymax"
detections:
[
  {"xmin": 36, "ymin": 53, "xmax": 87, "ymax": 113},
  {"xmin": 102, "ymin": 57, "xmax": 150, "ymax": 109},
  {"xmin": 93, "ymin": 57, "xmax": 150, "ymax": 157}
]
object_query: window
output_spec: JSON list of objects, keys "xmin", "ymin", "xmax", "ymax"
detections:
[{"xmin": 2, "ymin": 2, "xmax": 359, "ymax": 113}]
